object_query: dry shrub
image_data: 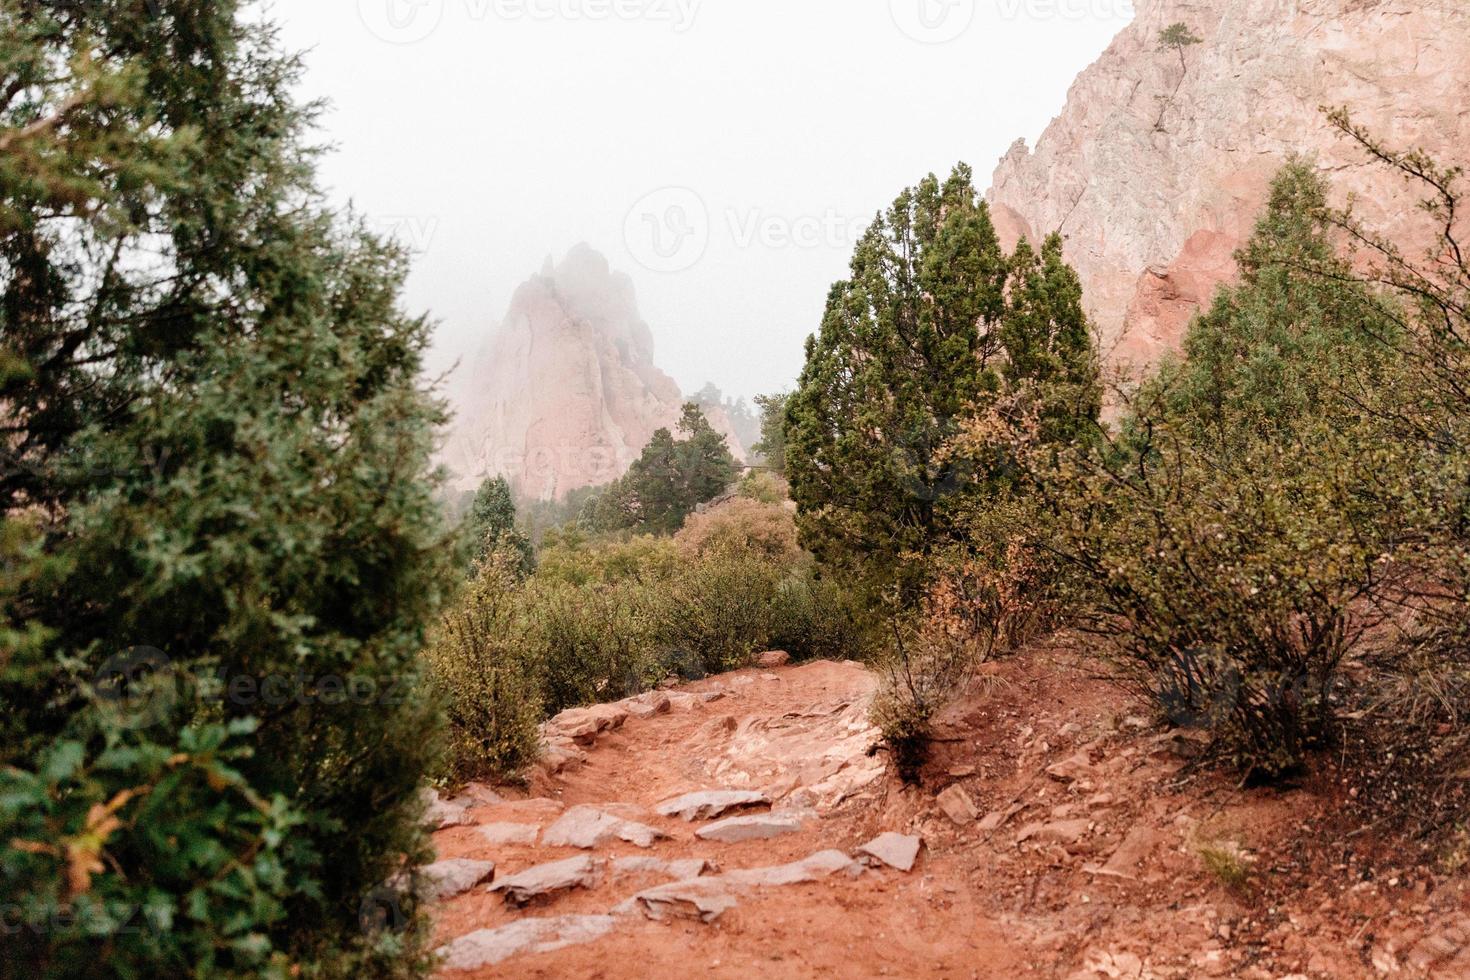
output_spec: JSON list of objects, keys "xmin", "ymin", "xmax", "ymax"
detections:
[
  {"xmin": 674, "ymin": 496, "xmax": 802, "ymax": 564},
  {"xmin": 871, "ymin": 568, "xmax": 995, "ymax": 783}
]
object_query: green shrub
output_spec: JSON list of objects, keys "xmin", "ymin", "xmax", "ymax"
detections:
[
  {"xmin": 1043, "ymin": 413, "xmax": 1394, "ymax": 778},
  {"xmin": 768, "ymin": 571, "xmax": 877, "ymax": 664},
  {"xmin": 656, "ymin": 550, "xmax": 783, "ymax": 674},
  {"xmin": 425, "ymin": 557, "xmax": 543, "ymax": 784},
  {"xmin": 534, "ymin": 529, "xmax": 681, "ymax": 588},
  {"xmin": 527, "ymin": 578, "xmax": 662, "ymax": 713}
]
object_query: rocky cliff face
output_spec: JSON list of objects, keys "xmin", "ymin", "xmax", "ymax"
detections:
[
  {"xmin": 445, "ymin": 245, "xmax": 744, "ymax": 501},
  {"xmin": 987, "ymin": 0, "xmax": 1470, "ymax": 377}
]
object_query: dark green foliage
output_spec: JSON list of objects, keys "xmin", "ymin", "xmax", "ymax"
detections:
[
  {"xmin": 752, "ymin": 392, "xmax": 789, "ymax": 475},
  {"xmin": 1039, "ymin": 156, "xmax": 1423, "ymax": 778},
  {"xmin": 1158, "ymin": 22, "xmax": 1203, "ymax": 52},
  {"xmin": 0, "ymin": 4, "xmax": 448, "ymax": 976},
  {"xmin": 785, "ymin": 164, "xmax": 1098, "ymax": 589},
  {"xmin": 582, "ymin": 405, "xmax": 738, "ymax": 534},
  {"xmin": 1139, "ymin": 161, "xmax": 1398, "ymax": 444},
  {"xmin": 425, "ymin": 556, "xmax": 542, "ymax": 785},
  {"xmin": 463, "ymin": 475, "xmax": 534, "ymax": 575}
]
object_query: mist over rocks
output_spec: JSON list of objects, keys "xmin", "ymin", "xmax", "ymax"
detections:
[
  {"xmin": 986, "ymin": 0, "xmax": 1470, "ymax": 379},
  {"xmin": 444, "ymin": 243, "xmax": 746, "ymax": 501}
]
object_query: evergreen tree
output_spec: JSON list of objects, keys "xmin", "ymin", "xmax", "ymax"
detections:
[
  {"xmin": 582, "ymin": 405, "xmax": 737, "ymax": 534},
  {"xmin": 464, "ymin": 475, "xmax": 534, "ymax": 574},
  {"xmin": 786, "ymin": 165, "xmax": 1009, "ymax": 578},
  {"xmin": 675, "ymin": 403, "xmax": 739, "ymax": 510},
  {"xmin": 1001, "ymin": 233, "xmax": 1102, "ymax": 444},
  {"xmin": 0, "ymin": 4, "xmax": 449, "ymax": 975},
  {"xmin": 752, "ymin": 392, "xmax": 789, "ymax": 475},
  {"xmin": 785, "ymin": 164, "xmax": 1096, "ymax": 585},
  {"xmin": 1142, "ymin": 161, "xmax": 1399, "ymax": 445}
]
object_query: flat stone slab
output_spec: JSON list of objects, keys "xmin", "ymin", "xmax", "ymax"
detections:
[
  {"xmin": 410, "ymin": 858, "xmax": 497, "ymax": 901},
  {"xmin": 857, "ymin": 833, "xmax": 922, "ymax": 872},
  {"xmin": 610, "ymin": 856, "xmax": 711, "ymax": 882},
  {"xmin": 489, "ymin": 855, "xmax": 601, "ymax": 908},
  {"xmin": 438, "ymin": 914, "xmax": 617, "ymax": 970},
  {"xmin": 541, "ymin": 806, "xmax": 668, "ymax": 850},
  {"xmin": 615, "ymin": 878, "xmax": 739, "ymax": 923},
  {"xmin": 695, "ymin": 813, "xmax": 803, "ymax": 843},
  {"xmin": 655, "ymin": 789, "xmax": 771, "ymax": 822},
  {"xmin": 723, "ymin": 849, "xmax": 860, "ymax": 886},
  {"xmin": 616, "ymin": 849, "xmax": 861, "ymax": 923},
  {"xmin": 478, "ymin": 822, "xmax": 540, "ymax": 846}
]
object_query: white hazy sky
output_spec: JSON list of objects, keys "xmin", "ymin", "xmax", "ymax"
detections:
[{"xmin": 266, "ymin": 0, "xmax": 1135, "ymax": 402}]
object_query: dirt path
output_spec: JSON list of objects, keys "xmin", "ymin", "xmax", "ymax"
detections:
[{"xmin": 422, "ymin": 655, "xmax": 1470, "ymax": 979}]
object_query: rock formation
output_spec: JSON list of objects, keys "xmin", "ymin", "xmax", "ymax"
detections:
[
  {"xmin": 445, "ymin": 244, "xmax": 745, "ymax": 500},
  {"xmin": 986, "ymin": 0, "xmax": 1470, "ymax": 378}
]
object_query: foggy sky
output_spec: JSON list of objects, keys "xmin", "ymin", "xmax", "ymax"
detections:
[{"xmin": 267, "ymin": 0, "xmax": 1135, "ymax": 403}]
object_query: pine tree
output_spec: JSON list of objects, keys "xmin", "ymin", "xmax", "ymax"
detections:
[
  {"xmin": 582, "ymin": 406, "xmax": 737, "ymax": 534},
  {"xmin": 0, "ymin": 3, "xmax": 449, "ymax": 975},
  {"xmin": 1143, "ymin": 161, "xmax": 1399, "ymax": 445},
  {"xmin": 465, "ymin": 475, "xmax": 534, "ymax": 574},
  {"xmin": 786, "ymin": 166, "xmax": 1100, "ymax": 588},
  {"xmin": 1001, "ymin": 233, "xmax": 1102, "ymax": 444},
  {"xmin": 1155, "ymin": 22, "xmax": 1204, "ymax": 131},
  {"xmin": 752, "ymin": 392, "xmax": 789, "ymax": 475}
]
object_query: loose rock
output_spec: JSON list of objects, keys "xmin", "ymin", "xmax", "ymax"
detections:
[
  {"xmin": 857, "ymin": 832, "xmax": 922, "ymax": 872},
  {"xmin": 1016, "ymin": 819, "xmax": 1091, "ymax": 847},
  {"xmin": 541, "ymin": 806, "xmax": 668, "ymax": 850},
  {"xmin": 655, "ymin": 789, "xmax": 771, "ymax": 822},
  {"xmin": 936, "ymin": 785, "xmax": 980, "ymax": 825},
  {"xmin": 421, "ymin": 789, "xmax": 474, "ymax": 830},
  {"xmin": 695, "ymin": 813, "xmax": 803, "ymax": 843},
  {"xmin": 756, "ymin": 650, "xmax": 791, "ymax": 668},
  {"xmin": 412, "ymin": 858, "xmax": 497, "ymax": 900},
  {"xmin": 490, "ymin": 855, "xmax": 602, "ymax": 908},
  {"xmin": 438, "ymin": 915, "xmax": 617, "ymax": 970},
  {"xmin": 478, "ymin": 823, "xmax": 539, "ymax": 846}
]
